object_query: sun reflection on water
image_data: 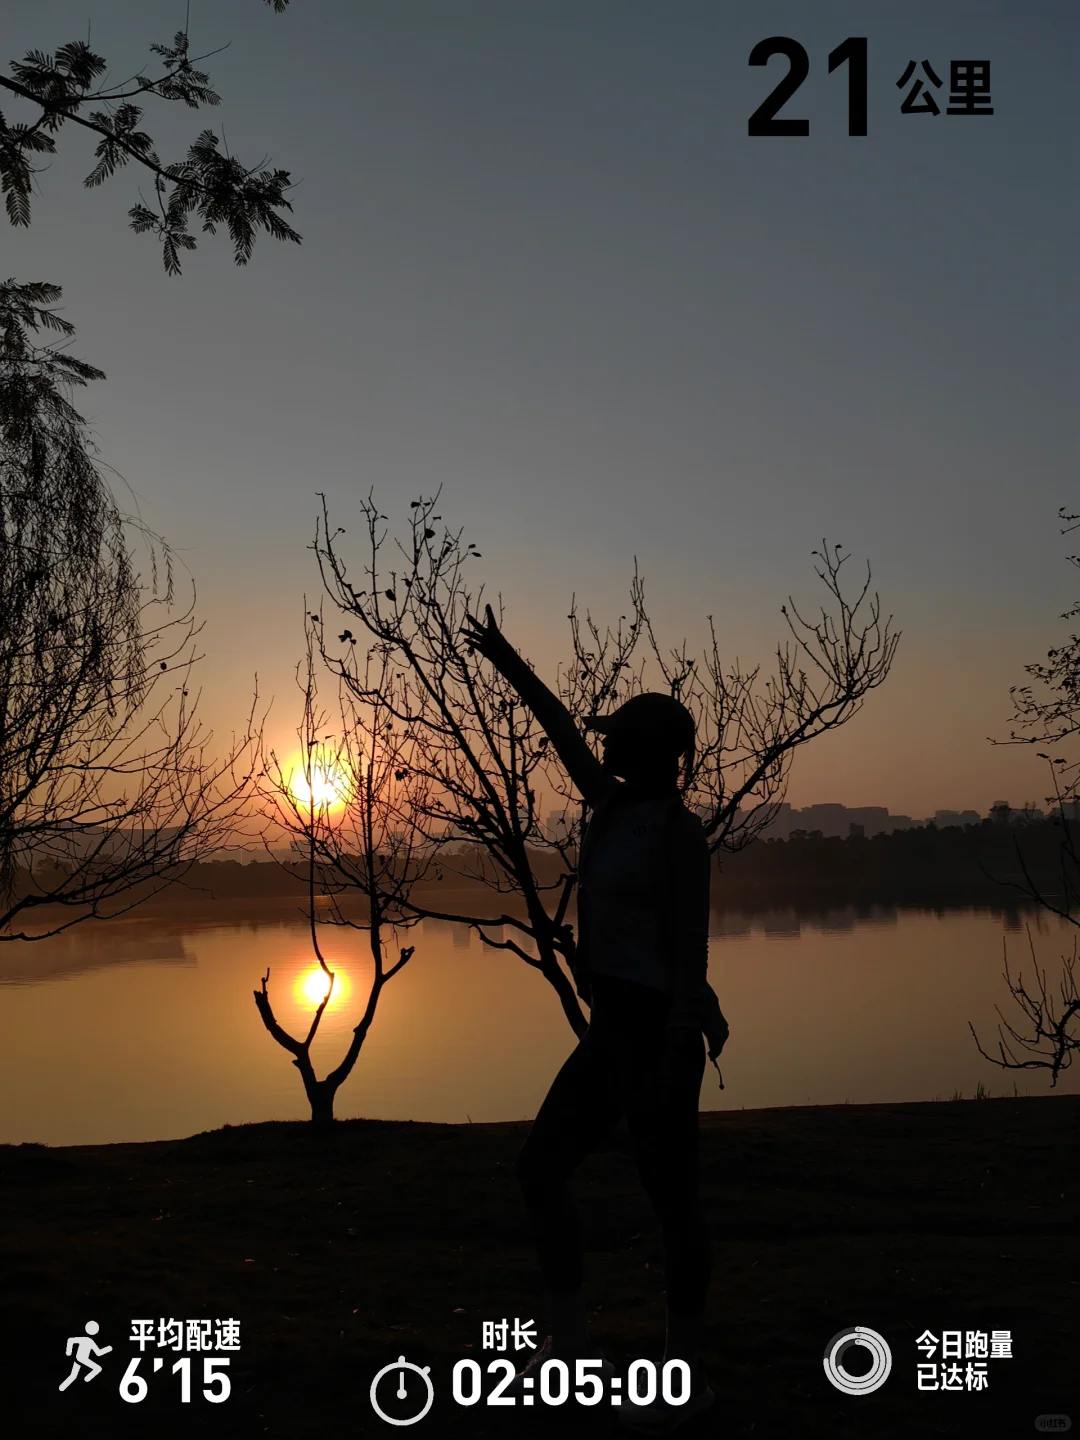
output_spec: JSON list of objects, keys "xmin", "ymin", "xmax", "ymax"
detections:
[{"xmin": 293, "ymin": 963, "xmax": 350, "ymax": 1009}]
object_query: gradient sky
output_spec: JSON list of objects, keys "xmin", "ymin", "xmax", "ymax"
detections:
[{"xmin": 5, "ymin": 0, "xmax": 1076, "ymax": 819}]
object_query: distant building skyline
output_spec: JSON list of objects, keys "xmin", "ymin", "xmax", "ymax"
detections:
[{"xmin": 542, "ymin": 798, "xmax": 1052, "ymax": 843}]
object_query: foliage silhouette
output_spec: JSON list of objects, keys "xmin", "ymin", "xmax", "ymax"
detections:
[
  {"xmin": 0, "ymin": 285, "xmax": 257, "ymax": 941},
  {"xmin": 1, "ymin": 4, "xmax": 300, "ymax": 273}
]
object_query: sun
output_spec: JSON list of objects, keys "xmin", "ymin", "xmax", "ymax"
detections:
[
  {"xmin": 295, "ymin": 963, "xmax": 350, "ymax": 1009},
  {"xmin": 287, "ymin": 751, "xmax": 353, "ymax": 813}
]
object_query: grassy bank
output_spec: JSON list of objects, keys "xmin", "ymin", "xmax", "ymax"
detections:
[{"xmin": 2, "ymin": 1095, "xmax": 1077, "ymax": 1439}]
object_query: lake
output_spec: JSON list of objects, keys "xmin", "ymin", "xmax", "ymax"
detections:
[{"xmin": 1, "ymin": 903, "xmax": 1077, "ymax": 1146}]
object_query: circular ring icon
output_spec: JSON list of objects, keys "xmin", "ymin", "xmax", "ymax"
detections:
[
  {"xmin": 822, "ymin": 1326, "xmax": 892, "ymax": 1396},
  {"xmin": 369, "ymin": 1355, "xmax": 435, "ymax": 1426}
]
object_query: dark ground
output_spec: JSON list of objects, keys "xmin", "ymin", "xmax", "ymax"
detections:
[{"xmin": 1, "ymin": 1095, "xmax": 1077, "ymax": 1440}]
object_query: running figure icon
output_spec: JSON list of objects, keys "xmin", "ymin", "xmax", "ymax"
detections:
[{"xmin": 59, "ymin": 1321, "xmax": 112, "ymax": 1391}]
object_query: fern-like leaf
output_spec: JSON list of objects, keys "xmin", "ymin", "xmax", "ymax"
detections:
[
  {"xmin": 52, "ymin": 41, "xmax": 108, "ymax": 87},
  {"xmin": 5, "ymin": 16, "xmax": 301, "ymax": 269},
  {"xmin": 161, "ymin": 228, "xmax": 196, "ymax": 277},
  {"xmin": 34, "ymin": 308, "xmax": 76, "ymax": 336},
  {"xmin": 127, "ymin": 203, "xmax": 158, "ymax": 234},
  {"xmin": 83, "ymin": 103, "xmax": 159, "ymax": 188},
  {"xmin": 3, "ymin": 182, "xmax": 30, "ymax": 227},
  {"xmin": 0, "ymin": 120, "xmax": 56, "ymax": 157}
]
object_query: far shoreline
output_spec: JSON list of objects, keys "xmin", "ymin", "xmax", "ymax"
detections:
[
  {"xmin": 4, "ymin": 1086, "xmax": 1060, "ymax": 1156},
  {"xmin": 7, "ymin": 883, "xmax": 1058, "ymax": 938}
]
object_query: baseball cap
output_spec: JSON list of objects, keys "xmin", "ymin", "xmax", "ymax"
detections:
[{"xmin": 585, "ymin": 692, "xmax": 696, "ymax": 753}]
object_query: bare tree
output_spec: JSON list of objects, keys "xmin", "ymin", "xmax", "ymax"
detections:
[
  {"xmin": 969, "ymin": 507, "xmax": 1080, "ymax": 1085},
  {"xmin": 969, "ymin": 928, "xmax": 1078, "ymax": 1087},
  {"xmin": 1, "ymin": 281, "xmax": 256, "ymax": 941},
  {"xmin": 252, "ymin": 611, "xmax": 436, "ymax": 1127},
  {"xmin": 310, "ymin": 490, "xmax": 899, "ymax": 1040},
  {"xmin": 544, "ymin": 539, "xmax": 900, "ymax": 859}
]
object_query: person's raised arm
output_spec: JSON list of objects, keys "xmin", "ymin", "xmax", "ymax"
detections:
[{"xmin": 461, "ymin": 604, "xmax": 615, "ymax": 809}]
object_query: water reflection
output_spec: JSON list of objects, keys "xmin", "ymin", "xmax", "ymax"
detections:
[
  {"xmin": 714, "ymin": 913, "xmax": 750, "ymax": 938},
  {"xmin": 0, "ymin": 901, "xmax": 1051, "ymax": 990},
  {"xmin": 762, "ymin": 909, "xmax": 801, "ymax": 937},
  {"xmin": 0, "ymin": 901, "xmax": 1077, "ymax": 1146},
  {"xmin": 293, "ymin": 963, "xmax": 352, "ymax": 1010},
  {"xmin": 0, "ymin": 920, "xmax": 193, "ymax": 986}
]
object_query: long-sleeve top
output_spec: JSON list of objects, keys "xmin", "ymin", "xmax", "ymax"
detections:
[
  {"xmin": 575, "ymin": 781, "xmax": 712, "ymax": 1027},
  {"xmin": 482, "ymin": 638, "xmax": 728, "ymax": 1059}
]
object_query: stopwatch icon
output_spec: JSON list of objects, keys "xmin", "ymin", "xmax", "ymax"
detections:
[{"xmin": 369, "ymin": 1354, "xmax": 435, "ymax": 1426}]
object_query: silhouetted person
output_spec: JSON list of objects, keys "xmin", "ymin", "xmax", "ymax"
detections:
[{"xmin": 462, "ymin": 604, "xmax": 723, "ymax": 1429}]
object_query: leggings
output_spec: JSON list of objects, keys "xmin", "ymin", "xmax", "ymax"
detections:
[{"xmin": 515, "ymin": 971, "xmax": 711, "ymax": 1315}]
